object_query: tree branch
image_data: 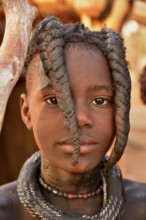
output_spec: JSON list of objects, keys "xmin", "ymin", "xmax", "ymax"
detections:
[{"xmin": 0, "ymin": 0, "xmax": 37, "ymax": 132}]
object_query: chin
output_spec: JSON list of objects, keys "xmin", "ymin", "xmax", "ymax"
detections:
[{"xmin": 66, "ymin": 159, "xmax": 98, "ymax": 174}]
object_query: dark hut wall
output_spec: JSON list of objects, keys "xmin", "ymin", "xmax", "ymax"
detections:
[{"xmin": 0, "ymin": 79, "xmax": 37, "ymax": 185}]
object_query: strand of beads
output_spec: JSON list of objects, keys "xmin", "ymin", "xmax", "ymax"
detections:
[{"xmin": 39, "ymin": 176, "xmax": 102, "ymax": 199}]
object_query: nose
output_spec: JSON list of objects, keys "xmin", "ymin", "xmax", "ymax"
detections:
[{"xmin": 74, "ymin": 100, "xmax": 94, "ymax": 128}]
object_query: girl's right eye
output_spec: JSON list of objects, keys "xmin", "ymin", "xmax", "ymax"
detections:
[{"xmin": 45, "ymin": 96, "xmax": 58, "ymax": 105}]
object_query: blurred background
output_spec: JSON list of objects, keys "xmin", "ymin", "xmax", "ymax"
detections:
[{"xmin": 0, "ymin": 0, "xmax": 146, "ymax": 185}]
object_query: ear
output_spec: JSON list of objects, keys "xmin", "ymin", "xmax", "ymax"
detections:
[{"xmin": 20, "ymin": 93, "xmax": 32, "ymax": 130}]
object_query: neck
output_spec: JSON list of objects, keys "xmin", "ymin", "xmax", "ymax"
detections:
[
  {"xmin": 40, "ymin": 153, "xmax": 102, "ymax": 194},
  {"xmin": 40, "ymin": 153, "xmax": 103, "ymax": 215}
]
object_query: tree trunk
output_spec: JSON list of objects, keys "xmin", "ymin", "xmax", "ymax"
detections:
[{"xmin": 0, "ymin": 0, "xmax": 37, "ymax": 132}]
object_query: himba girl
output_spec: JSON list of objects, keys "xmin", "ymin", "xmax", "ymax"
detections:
[{"xmin": 0, "ymin": 16, "xmax": 146, "ymax": 220}]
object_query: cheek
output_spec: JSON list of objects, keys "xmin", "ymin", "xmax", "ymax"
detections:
[
  {"xmin": 106, "ymin": 113, "xmax": 115, "ymax": 151},
  {"xmin": 30, "ymin": 106, "xmax": 67, "ymax": 148},
  {"xmin": 98, "ymin": 107, "xmax": 115, "ymax": 131},
  {"xmin": 106, "ymin": 110, "xmax": 115, "ymax": 139},
  {"xmin": 96, "ymin": 108, "xmax": 115, "ymax": 148}
]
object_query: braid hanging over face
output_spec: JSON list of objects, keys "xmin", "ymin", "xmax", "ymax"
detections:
[
  {"xmin": 139, "ymin": 65, "xmax": 146, "ymax": 104},
  {"xmin": 24, "ymin": 16, "xmax": 131, "ymax": 173}
]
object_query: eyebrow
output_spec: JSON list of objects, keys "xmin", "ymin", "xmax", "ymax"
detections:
[
  {"xmin": 41, "ymin": 83, "xmax": 54, "ymax": 90},
  {"xmin": 40, "ymin": 83, "xmax": 114, "ymax": 93},
  {"xmin": 87, "ymin": 85, "xmax": 114, "ymax": 92}
]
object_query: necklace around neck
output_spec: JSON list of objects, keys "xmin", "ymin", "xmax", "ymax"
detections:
[
  {"xmin": 17, "ymin": 151, "xmax": 125, "ymax": 220},
  {"xmin": 39, "ymin": 175, "xmax": 103, "ymax": 200}
]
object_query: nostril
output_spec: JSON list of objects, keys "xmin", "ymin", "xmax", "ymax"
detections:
[{"xmin": 75, "ymin": 110, "xmax": 93, "ymax": 128}]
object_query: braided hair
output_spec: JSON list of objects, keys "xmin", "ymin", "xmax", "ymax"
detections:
[
  {"xmin": 24, "ymin": 16, "xmax": 131, "ymax": 174},
  {"xmin": 139, "ymin": 65, "xmax": 146, "ymax": 104}
]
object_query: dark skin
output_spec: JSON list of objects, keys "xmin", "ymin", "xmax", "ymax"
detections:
[
  {"xmin": 0, "ymin": 46, "xmax": 146, "ymax": 219},
  {"xmin": 1, "ymin": 179, "xmax": 146, "ymax": 220}
]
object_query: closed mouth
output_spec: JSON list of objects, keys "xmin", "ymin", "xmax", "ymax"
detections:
[{"xmin": 58, "ymin": 136, "xmax": 98, "ymax": 154}]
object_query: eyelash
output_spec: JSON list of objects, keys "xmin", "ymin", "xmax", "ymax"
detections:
[
  {"xmin": 92, "ymin": 97, "xmax": 112, "ymax": 106},
  {"xmin": 44, "ymin": 96, "xmax": 58, "ymax": 106},
  {"xmin": 44, "ymin": 96, "xmax": 112, "ymax": 107}
]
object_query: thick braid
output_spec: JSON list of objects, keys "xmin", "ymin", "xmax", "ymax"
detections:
[
  {"xmin": 102, "ymin": 29, "xmax": 131, "ymax": 173},
  {"xmin": 139, "ymin": 65, "xmax": 146, "ymax": 104},
  {"xmin": 22, "ymin": 31, "xmax": 38, "ymax": 75},
  {"xmin": 35, "ymin": 16, "xmax": 80, "ymax": 166}
]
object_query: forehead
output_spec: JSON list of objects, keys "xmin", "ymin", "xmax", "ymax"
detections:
[
  {"xmin": 64, "ymin": 43, "xmax": 112, "ymax": 85},
  {"xmin": 26, "ymin": 43, "xmax": 112, "ymax": 93},
  {"xmin": 65, "ymin": 43, "xmax": 104, "ymax": 65},
  {"xmin": 26, "ymin": 54, "xmax": 50, "ymax": 93}
]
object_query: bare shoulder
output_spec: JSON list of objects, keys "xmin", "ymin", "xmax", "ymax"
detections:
[
  {"xmin": 0, "ymin": 181, "xmax": 23, "ymax": 220},
  {"xmin": 122, "ymin": 179, "xmax": 146, "ymax": 220}
]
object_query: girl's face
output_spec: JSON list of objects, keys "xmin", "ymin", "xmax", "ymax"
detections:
[{"xmin": 21, "ymin": 46, "xmax": 115, "ymax": 174}]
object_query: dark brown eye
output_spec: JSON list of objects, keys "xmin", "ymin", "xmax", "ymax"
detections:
[
  {"xmin": 45, "ymin": 96, "xmax": 58, "ymax": 105},
  {"xmin": 92, "ymin": 98, "xmax": 108, "ymax": 106}
]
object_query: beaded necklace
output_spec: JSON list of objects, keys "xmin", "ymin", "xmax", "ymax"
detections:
[
  {"xmin": 17, "ymin": 151, "xmax": 125, "ymax": 220},
  {"xmin": 39, "ymin": 176, "xmax": 103, "ymax": 200}
]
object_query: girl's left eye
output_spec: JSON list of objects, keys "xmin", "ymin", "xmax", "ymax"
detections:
[
  {"xmin": 45, "ymin": 96, "xmax": 58, "ymax": 105},
  {"xmin": 92, "ymin": 98, "xmax": 109, "ymax": 106}
]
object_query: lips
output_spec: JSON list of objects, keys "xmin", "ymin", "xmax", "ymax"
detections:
[{"xmin": 58, "ymin": 136, "xmax": 98, "ymax": 154}]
